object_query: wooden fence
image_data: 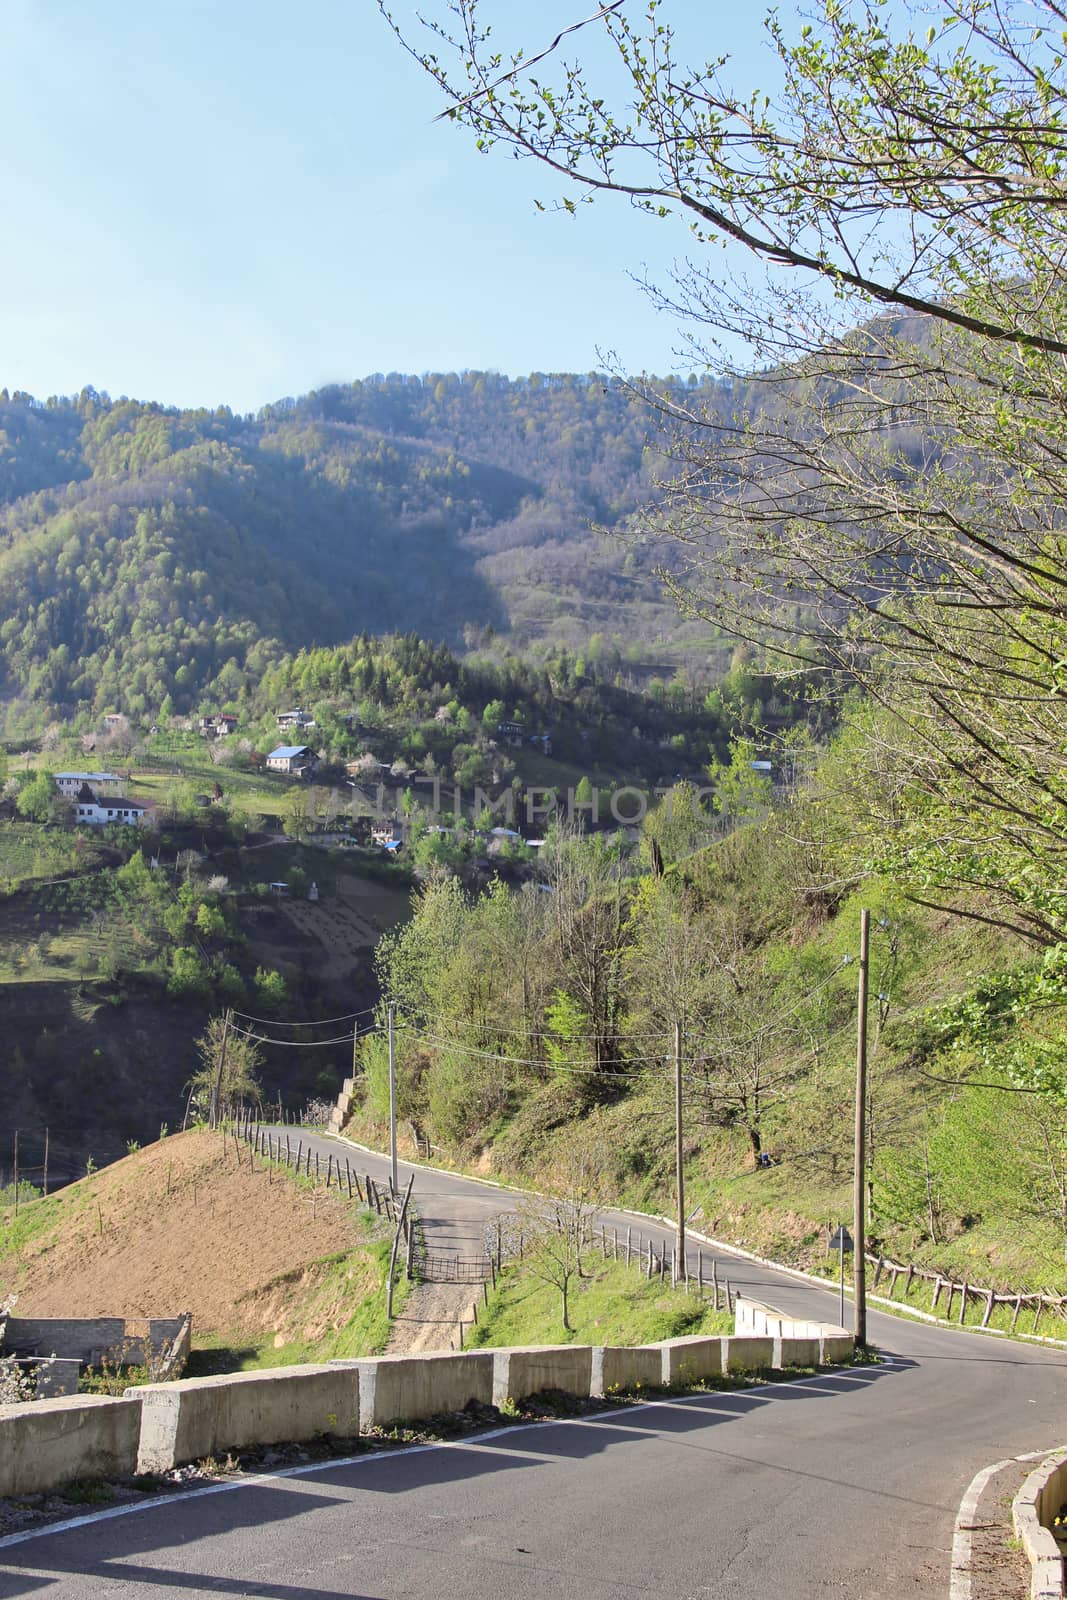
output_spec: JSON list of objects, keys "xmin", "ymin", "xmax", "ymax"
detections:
[
  {"xmin": 226, "ymin": 1108, "xmax": 402, "ymax": 1229},
  {"xmin": 867, "ymin": 1249, "xmax": 1067, "ymax": 1336},
  {"xmin": 591, "ymin": 1225, "xmax": 737, "ymax": 1313}
]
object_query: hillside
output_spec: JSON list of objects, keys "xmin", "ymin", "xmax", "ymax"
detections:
[
  {"xmin": 0, "ymin": 374, "xmax": 733, "ymax": 729},
  {"xmin": 347, "ymin": 784, "xmax": 1067, "ymax": 1301},
  {"xmin": 0, "ymin": 1128, "xmax": 396, "ymax": 1370}
]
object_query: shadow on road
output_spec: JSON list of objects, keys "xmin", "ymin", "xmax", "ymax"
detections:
[{"xmin": 0, "ymin": 1362, "xmax": 912, "ymax": 1598}]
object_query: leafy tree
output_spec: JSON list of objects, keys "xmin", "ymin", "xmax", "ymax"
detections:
[
  {"xmin": 386, "ymin": 0, "xmax": 1067, "ymax": 944},
  {"xmin": 253, "ymin": 966, "xmax": 288, "ymax": 1014},
  {"xmin": 190, "ymin": 1014, "xmax": 264, "ymax": 1117},
  {"xmin": 16, "ymin": 770, "xmax": 59, "ymax": 822}
]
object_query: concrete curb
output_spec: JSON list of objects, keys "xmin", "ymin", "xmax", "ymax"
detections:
[
  {"xmin": 951, "ymin": 1457, "xmax": 1014, "ymax": 1600},
  {"xmin": 1014, "ymin": 1450, "xmax": 1067, "ymax": 1600},
  {"xmin": 950, "ymin": 1451, "xmax": 1053, "ymax": 1600}
]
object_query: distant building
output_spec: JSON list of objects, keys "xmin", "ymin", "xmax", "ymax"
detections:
[
  {"xmin": 371, "ymin": 823, "xmax": 402, "ymax": 848},
  {"xmin": 74, "ymin": 795, "xmax": 154, "ymax": 829},
  {"xmin": 266, "ymin": 745, "xmax": 317, "ymax": 776},
  {"xmin": 54, "ymin": 771, "xmax": 121, "ymax": 797},
  {"xmin": 307, "ymin": 881, "xmax": 319, "ymax": 902},
  {"xmin": 198, "ymin": 713, "xmax": 238, "ymax": 739},
  {"xmin": 276, "ymin": 709, "xmax": 313, "ymax": 732}
]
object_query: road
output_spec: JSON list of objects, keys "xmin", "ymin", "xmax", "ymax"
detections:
[{"xmin": 1, "ymin": 1128, "xmax": 1065, "ymax": 1599}]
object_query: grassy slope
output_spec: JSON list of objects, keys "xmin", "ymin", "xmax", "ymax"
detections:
[{"xmin": 465, "ymin": 1257, "xmax": 733, "ymax": 1350}]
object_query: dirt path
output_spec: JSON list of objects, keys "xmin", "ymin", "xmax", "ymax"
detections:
[{"xmin": 385, "ymin": 1281, "xmax": 478, "ymax": 1354}]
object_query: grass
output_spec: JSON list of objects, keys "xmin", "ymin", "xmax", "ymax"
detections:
[
  {"xmin": 0, "ymin": 1188, "xmax": 69, "ymax": 1262},
  {"xmin": 465, "ymin": 1255, "xmax": 734, "ymax": 1350},
  {"xmin": 185, "ymin": 1240, "xmax": 408, "ymax": 1375}
]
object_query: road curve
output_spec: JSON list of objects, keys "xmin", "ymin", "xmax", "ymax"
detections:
[{"xmin": 1, "ymin": 1129, "xmax": 1064, "ymax": 1599}]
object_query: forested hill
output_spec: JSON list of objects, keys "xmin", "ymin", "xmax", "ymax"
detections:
[{"xmin": 0, "ymin": 372, "xmax": 729, "ymax": 727}]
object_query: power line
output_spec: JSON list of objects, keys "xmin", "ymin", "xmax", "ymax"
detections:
[
  {"xmin": 404, "ymin": 1029, "xmax": 684, "ymax": 1081},
  {"xmin": 231, "ymin": 1004, "xmax": 377, "ymax": 1028},
  {"xmin": 229, "ymin": 1023, "xmax": 357, "ymax": 1049}
]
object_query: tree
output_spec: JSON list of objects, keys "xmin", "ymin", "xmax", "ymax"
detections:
[
  {"xmin": 542, "ymin": 823, "xmax": 627, "ymax": 1072},
  {"xmin": 385, "ymin": 0, "xmax": 1067, "ymax": 942},
  {"xmin": 284, "ymin": 788, "xmax": 310, "ymax": 842},
  {"xmin": 16, "ymin": 770, "xmax": 59, "ymax": 823},
  {"xmin": 190, "ymin": 1014, "xmax": 264, "ymax": 1117},
  {"xmin": 502, "ymin": 1139, "xmax": 606, "ymax": 1331}
]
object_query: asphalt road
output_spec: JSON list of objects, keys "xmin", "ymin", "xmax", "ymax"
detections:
[{"xmin": 2, "ymin": 1129, "xmax": 1064, "ymax": 1599}]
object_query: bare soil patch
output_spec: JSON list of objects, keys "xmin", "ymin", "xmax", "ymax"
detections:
[{"xmin": 0, "ymin": 1129, "xmax": 374, "ymax": 1340}]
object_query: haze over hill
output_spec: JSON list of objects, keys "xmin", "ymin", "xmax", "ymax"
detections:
[{"xmin": 0, "ymin": 372, "xmax": 736, "ymax": 729}]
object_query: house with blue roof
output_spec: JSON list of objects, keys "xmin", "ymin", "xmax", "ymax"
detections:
[{"xmin": 266, "ymin": 744, "xmax": 318, "ymax": 776}]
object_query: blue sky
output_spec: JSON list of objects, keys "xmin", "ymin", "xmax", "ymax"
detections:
[{"xmin": 0, "ymin": 2, "xmax": 778, "ymax": 412}]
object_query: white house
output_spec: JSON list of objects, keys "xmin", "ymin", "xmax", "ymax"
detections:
[
  {"xmin": 266, "ymin": 745, "xmax": 317, "ymax": 776},
  {"xmin": 276, "ymin": 709, "xmax": 313, "ymax": 732},
  {"xmin": 54, "ymin": 772, "xmax": 121, "ymax": 797},
  {"xmin": 74, "ymin": 795, "xmax": 155, "ymax": 829}
]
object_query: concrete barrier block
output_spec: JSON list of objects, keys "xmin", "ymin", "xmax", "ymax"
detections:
[
  {"xmin": 0, "ymin": 1395, "xmax": 141, "ymax": 1496},
  {"xmin": 777, "ymin": 1337, "xmax": 822, "ymax": 1368},
  {"xmin": 722, "ymin": 1336, "xmax": 775, "ymax": 1373},
  {"xmin": 657, "ymin": 1336, "xmax": 724, "ymax": 1386},
  {"xmin": 134, "ymin": 1364, "xmax": 360, "ymax": 1473},
  {"xmin": 592, "ymin": 1345, "xmax": 663, "ymax": 1395},
  {"xmin": 819, "ymin": 1334, "xmax": 854, "ymax": 1364},
  {"xmin": 492, "ymin": 1345, "xmax": 593, "ymax": 1408},
  {"xmin": 357, "ymin": 1352, "xmax": 493, "ymax": 1430}
]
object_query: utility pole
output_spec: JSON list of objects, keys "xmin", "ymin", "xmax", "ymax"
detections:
[
  {"xmin": 12, "ymin": 1130, "xmax": 18, "ymax": 1217},
  {"xmin": 210, "ymin": 1009, "xmax": 232, "ymax": 1131},
  {"xmin": 675, "ymin": 1020, "xmax": 686, "ymax": 1281},
  {"xmin": 42, "ymin": 1127, "xmax": 49, "ymax": 1197},
  {"xmin": 854, "ymin": 909, "xmax": 870, "ymax": 1346},
  {"xmin": 388, "ymin": 1002, "xmax": 398, "ymax": 1196}
]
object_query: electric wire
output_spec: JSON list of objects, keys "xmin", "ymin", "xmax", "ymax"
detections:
[
  {"xmin": 230, "ymin": 1004, "xmax": 377, "ymax": 1028},
  {"xmin": 228, "ymin": 1023, "xmax": 358, "ymax": 1048}
]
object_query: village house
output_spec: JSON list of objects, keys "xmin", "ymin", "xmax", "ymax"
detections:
[
  {"xmin": 266, "ymin": 744, "xmax": 318, "ymax": 777},
  {"xmin": 371, "ymin": 823, "xmax": 402, "ymax": 849},
  {"xmin": 73, "ymin": 785, "xmax": 155, "ymax": 829},
  {"xmin": 276, "ymin": 708, "xmax": 313, "ymax": 732},
  {"xmin": 198, "ymin": 713, "xmax": 238, "ymax": 739},
  {"xmin": 54, "ymin": 771, "xmax": 121, "ymax": 798}
]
